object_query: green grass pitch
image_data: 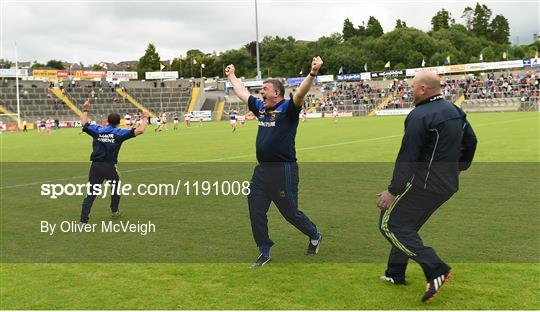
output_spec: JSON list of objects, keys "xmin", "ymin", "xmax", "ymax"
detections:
[{"xmin": 0, "ymin": 111, "xmax": 538, "ymax": 309}]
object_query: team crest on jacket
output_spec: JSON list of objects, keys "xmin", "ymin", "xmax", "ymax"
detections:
[{"xmin": 259, "ymin": 110, "xmax": 281, "ymax": 122}]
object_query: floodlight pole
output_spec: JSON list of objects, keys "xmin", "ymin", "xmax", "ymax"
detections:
[
  {"xmin": 254, "ymin": 0, "xmax": 261, "ymax": 80},
  {"xmin": 15, "ymin": 42, "xmax": 20, "ymax": 129}
]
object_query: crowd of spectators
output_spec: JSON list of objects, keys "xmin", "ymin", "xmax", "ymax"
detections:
[{"xmin": 302, "ymin": 71, "xmax": 539, "ymax": 110}]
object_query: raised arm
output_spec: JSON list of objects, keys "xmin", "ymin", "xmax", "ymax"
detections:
[
  {"xmin": 81, "ymin": 100, "xmax": 91, "ymax": 125},
  {"xmin": 293, "ymin": 56, "xmax": 323, "ymax": 108},
  {"xmin": 225, "ymin": 64, "xmax": 251, "ymax": 104},
  {"xmin": 134, "ymin": 110, "xmax": 149, "ymax": 136}
]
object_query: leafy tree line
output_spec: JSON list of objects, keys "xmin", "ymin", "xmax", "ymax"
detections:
[
  {"xmin": 4, "ymin": 3, "xmax": 538, "ymax": 79},
  {"xmin": 137, "ymin": 3, "xmax": 537, "ymax": 79}
]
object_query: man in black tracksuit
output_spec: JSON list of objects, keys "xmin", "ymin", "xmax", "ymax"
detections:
[
  {"xmin": 79, "ymin": 100, "xmax": 149, "ymax": 223},
  {"xmin": 376, "ymin": 71, "xmax": 477, "ymax": 302}
]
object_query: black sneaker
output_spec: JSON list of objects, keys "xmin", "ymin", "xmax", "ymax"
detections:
[
  {"xmin": 379, "ymin": 275, "xmax": 407, "ymax": 285},
  {"xmin": 250, "ymin": 254, "xmax": 271, "ymax": 268},
  {"xmin": 421, "ymin": 271, "xmax": 453, "ymax": 302},
  {"xmin": 306, "ymin": 233, "xmax": 322, "ymax": 255}
]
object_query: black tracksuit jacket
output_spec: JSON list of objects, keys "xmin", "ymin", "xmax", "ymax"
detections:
[{"xmin": 388, "ymin": 94, "xmax": 478, "ymax": 196}]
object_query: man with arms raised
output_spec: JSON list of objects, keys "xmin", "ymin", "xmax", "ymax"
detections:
[
  {"xmin": 225, "ymin": 57, "xmax": 324, "ymax": 268},
  {"xmin": 80, "ymin": 100, "xmax": 149, "ymax": 223}
]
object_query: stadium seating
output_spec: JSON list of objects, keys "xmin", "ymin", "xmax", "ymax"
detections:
[
  {"xmin": 0, "ymin": 88, "xmax": 75, "ymax": 121},
  {"xmin": 1, "ymin": 70, "xmax": 537, "ymax": 126},
  {"xmin": 64, "ymin": 87, "xmax": 139, "ymax": 120},
  {"xmin": 461, "ymin": 98, "xmax": 522, "ymax": 112},
  {"xmin": 124, "ymin": 87, "xmax": 192, "ymax": 115},
  {"xmin": 0, "ymin": 83, "xmax": 193, "ymax": 124}
]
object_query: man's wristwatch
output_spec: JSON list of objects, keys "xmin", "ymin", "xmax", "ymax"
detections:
[{"xmin": 309, "ymin": 72, "xmax": 317, "ymax": 77}]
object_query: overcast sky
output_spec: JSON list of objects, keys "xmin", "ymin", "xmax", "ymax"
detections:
[{"xmin": 1, "ymin": 0, "xmax": 538, "ymax": 65}]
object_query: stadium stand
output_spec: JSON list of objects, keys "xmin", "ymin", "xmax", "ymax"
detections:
[
  {"xmin": 0, "ymin": 70, "xmax": 537, "ymax": 128},
  {"xmin": 63, "ymin": 86, "xmax": 138, "ymax": 121},
  {"xmin": 295, "ymin": 71, "xmax": 539, "ymax": 114},
  {"xmin": 0, "ymin": 87, "xmax": 76, "ymax": 121},
  {"xmin": 123, "ymin": 86, "xmax": 192, "ymax": 116},
  {"xmin": 0, "ymin": 79, "xmax": 195, "ymax": 125}
]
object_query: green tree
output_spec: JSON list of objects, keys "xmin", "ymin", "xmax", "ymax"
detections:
[
  {"xmin": 395, "ymin": 19, "xmax": 407, "ymax": 29},
  {"xmin": 185, "ymin": 49, "xmax": 204, "ymax": 59},
  {"xmin": 0, "ymin": 58, "xmax": 12, "ymax": 69},
  {"xmin": 218, "ymin": 48, "xmax": 254, "ymax": 78},
  {"xmin": 461, "ymin": 6, "xmax": 474, "ymax": 30},
  {"xmin": 92, "ymin": 64, "xmax": 105, "ymax": 70},
  {"xmin": 431, "ymin": 9, "xmax": 454, "ymax": 31},
  {"xmin": 480, "ymin": 46, "xmax": 496, "ymax": 61},
  {"xmin": 469, "ymin": 3, "xmax": 492, "ymax": 38},
  {"xmin": 31, "ymin": 61, "xmax": 46, "ymax": 69},
  {"xmin": 489, "ymin": 15, "xmax": 510, "ymax": 44},
  {"xmin": 46, "ymin": 59, "xmax": 65, "ymax": 69},
  {"xmin": 510, "ymin": 45, "xmax": 526, "ymax": 59},
  {"xmin": 430, "ymin": 24, "xmax": 487, "ymax": 62},
  {"xmin": 342, "ymin": 18, "xmax": 357, "ymax": 40},
  {"xmin": 137, "ymin": 43, "xmax": 161, "ymax": 79},
  {"xmin": 371, "ymin": 27, "xmax": 437, "ymax": 69},
  {"xmin": 170, "ymin": 57, "xmax": 182, "ymax": 76},
  {"xmin": 525, "ymin": 41, "xmax": 540, "ymax": 58},
  {"xmin": 244, "ymin": 41, "xmax": 258, "ymax": 57},
  {"xmin": 179, "ymin": 6, "xmax": 524, "ymax": 79},
  {"xmin": 366, "ymin": 16, "xmax": 384, "ymax": 38}
]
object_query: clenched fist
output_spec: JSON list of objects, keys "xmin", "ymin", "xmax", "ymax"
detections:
[
  {"xmin": 225, "ymin": 64, "xmax": 236, "ymax": 78},
  {"xmin": 310, "ymin": 56, "xmax": 323, "ymax": 75},
  {"xmin": 83, "ymin": 100, "xmax": 91, "ymax": 111}
]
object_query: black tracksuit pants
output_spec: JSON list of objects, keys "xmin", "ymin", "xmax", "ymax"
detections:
[
  {"xmin": 379, "ymin": 184, "xmax": 453, "ymax": 281},
  {"xmin": 80, "ymin": 162, "xmax": 120, "ymax": 223},
  {"xmin": 248, "ymin": 162, "xmax": 318, "ymax": 248}
]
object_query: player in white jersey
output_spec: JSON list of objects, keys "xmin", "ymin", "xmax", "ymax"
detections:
[
  {"xmin": 184, "ymin": 112, "xmax": 192, "ymax": 128},
  {"xmin": 238, "ymin": 113, "xmax": 246, "ymax": 126},
  {"xmin": 154, "ymin": 117, "xmax": 162, "ymax": 132},
  {"xmin": 160, "ymin": 112, "xmax": 168, "ymax": 131},
  {"xmin": 173, "ymin": 112, "xmax": 179, "ymax": 130},
  {"xmin": 0, "ymin": 120, "xmax": 4, "ymax": 134},
  {"xmin": 124, "ymin": 113, "xmax": 132, "ymax": 129},
  {"xmin": 301, "ymin": 108, "xmax": 307, "ymax": 122},
  {"xmin": 332, "ymin": 106, "xmax": 339, "ymax": 123},
  {"xmin": 45, "ymin": 118, "xmax": 52, "ymax": 134},
  {"xmin": 38, "ymin": 119, "xmax": 46, "ymax": 133},
  {"xmin": 134, "ymin": 112, "xmax": 142, "ymax": 126},
  {"xmin": 198, "ymin": 115, "xmax": 204, "ymax": 127}
]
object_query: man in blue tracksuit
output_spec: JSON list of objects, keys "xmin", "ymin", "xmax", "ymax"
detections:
[
  {"xmin": 376, "ymin": 71, "xmax": 477, "ymax": 302},
  {"xmin": 79, "ymin": 100, "xmax": 149, "ymax": 223},
  {"xmin": 225, "ymin": 57, "xmax": 324, "ymax": 268}
]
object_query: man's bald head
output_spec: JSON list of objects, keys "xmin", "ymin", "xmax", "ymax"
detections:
[{"xmin": 411, "ymin": 71, "xmax": 442, "ymax": 105}]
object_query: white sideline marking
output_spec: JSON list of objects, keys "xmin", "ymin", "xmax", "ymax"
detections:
[
  {"xmin": 0, "ymin": 135, "xmax": 401, "ymax": 189},
  {"xmin": 0, "ymin": 117, "xmax": 535, "ymax": 190}
]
